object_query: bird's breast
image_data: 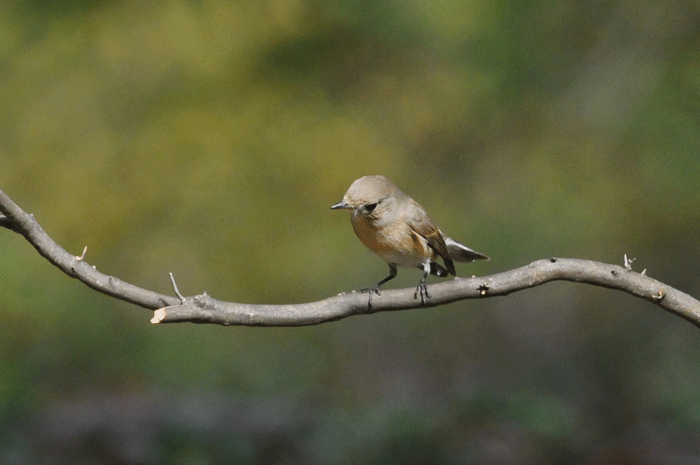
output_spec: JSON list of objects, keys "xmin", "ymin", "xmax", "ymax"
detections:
[{"xmin": 351, "ymin": 213, "xmax": 432, "ymax": 268}]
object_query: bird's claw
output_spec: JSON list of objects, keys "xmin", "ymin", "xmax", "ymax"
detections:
[
  {"xmin": 361, "ymin": 286, "xmax": 381, "ymax": 296},
  {"xmin": 361, "ymin": 286, "xmax": 380, "ymax": 310},
  {"xmin": 414, "ymin": 281, "xmax": 430, "ymax": 305}
]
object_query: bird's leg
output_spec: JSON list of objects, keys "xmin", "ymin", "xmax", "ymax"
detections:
[
  {"xmin": 362, "ymin": 263, "xmax": 398, "ymax": 295},
  {"xmin": 361, "ymin": 264, "xmax": 397, "ymax": 309},
  {"xmin": 414, "ymin": 264, "xmax": 431, "ymax": 304}
]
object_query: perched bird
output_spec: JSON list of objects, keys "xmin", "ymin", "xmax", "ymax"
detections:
[{"xmin": 331, "ymin": 175, "xmax": 488, "ymax": 304}]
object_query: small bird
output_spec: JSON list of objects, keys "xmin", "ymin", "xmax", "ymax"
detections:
[{"xmin": 331, "ymin": 175, "xmax": 488, "ymax": 305}]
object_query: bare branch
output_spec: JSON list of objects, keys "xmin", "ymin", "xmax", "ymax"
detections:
[
  {"xmin": 2, "ymin": 190, "xmax": 700, "ymax": 328},
  {"xmin": 0, "ymin": 213, "xmax": 21, "ymax": 233},
  {"xmin": 0, "ymin": 190, "xmax": 179, "ymax": 309},
  {"xmin": 148, "ymin": 258, "xmax": 700, "ymax": 327}
]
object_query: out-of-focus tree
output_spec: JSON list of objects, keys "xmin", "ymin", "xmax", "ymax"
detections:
[{"xmin": 1, "ymin": 0, "xmax": 700, "ymax": 463}]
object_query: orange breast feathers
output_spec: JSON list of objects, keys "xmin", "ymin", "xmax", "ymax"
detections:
[{"xmin": 350, "ymin": 211, "xmax": 432, "ymax": 268}]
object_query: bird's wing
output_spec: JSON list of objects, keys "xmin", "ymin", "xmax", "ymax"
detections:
[{"xmin": 407, "ymin": 202, "xmax": 456, "ymax": 276}]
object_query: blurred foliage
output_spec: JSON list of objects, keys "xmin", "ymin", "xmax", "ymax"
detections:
[{"xmin": 1, "ymin": 0, "xmax": 700, "ymax": 463}]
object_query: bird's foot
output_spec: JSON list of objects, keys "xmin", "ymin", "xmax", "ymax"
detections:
[
  {"xmin": 360, "ymin": 286, "xmax": 381, "ymax": 310},
  {"xmin": 361, "ymin": 285, "xmax": 381, "ymax": 296},
  {"xmin": 414, "ymin": 280, "xmax": 430, "ymax": 305}
]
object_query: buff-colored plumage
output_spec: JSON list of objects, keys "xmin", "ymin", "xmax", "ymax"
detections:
[{"xmin": 331, "ymin": 175, "xmax": 488, "ymax": 303}]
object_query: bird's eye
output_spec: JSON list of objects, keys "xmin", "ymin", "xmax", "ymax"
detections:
[{"xmin": 365, "ymin": 203, "xmax": 378, "ymax": 212}]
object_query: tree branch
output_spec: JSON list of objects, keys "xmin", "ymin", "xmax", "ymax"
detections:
[
  {"xmin": 2, "ymin": 190, "xmax": 699, "ymax": 328},
  {"xmin": 0, "ymin": 191, "xmax": 179, "ymax": 309}
]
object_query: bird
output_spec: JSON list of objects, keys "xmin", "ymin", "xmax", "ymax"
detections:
[{"xmin": 331, "ymin": 175, "xmax": 488, "ymax": 305}]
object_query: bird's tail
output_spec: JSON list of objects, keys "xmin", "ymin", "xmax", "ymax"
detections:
[{"xmin": 445, "ymin": 237, "xmax": 489, "ymax": 262}]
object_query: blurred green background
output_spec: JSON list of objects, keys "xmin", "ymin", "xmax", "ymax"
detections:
[{"xmin": 1, "ymin": 0, "xmax": 700, "ymax": 463}]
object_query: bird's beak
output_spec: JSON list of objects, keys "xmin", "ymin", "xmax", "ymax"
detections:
[{"xmin": 331, "ymin": 200, "xmax": 351, "ymax": 210}]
